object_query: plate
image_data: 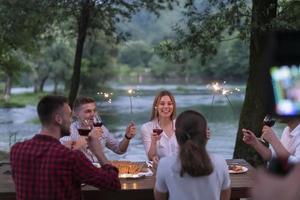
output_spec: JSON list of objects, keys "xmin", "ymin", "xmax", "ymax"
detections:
[
  {"xmin": 92, "ymin": 162, "xmax": 154, "ymax": 179},
  {"xmin": 228, "ymin": 165, "xmax": 248, "ymax": 174},
  {"xmin": 119, "ymin": 173, "xmax": 145, "ymax": 179},
  {"xmin": 119, "ymin": 168, "xmax": 153, "ymax": 179}
]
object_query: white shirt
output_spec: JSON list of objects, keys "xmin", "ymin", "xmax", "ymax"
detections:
[
  {"xmin": 60, "ymin": 121, "xmax": 123, "ymax": 162},
  {"xmin": 141, "ymin": 120, "xmax": 178, "ymax": 159},
  {"xmin": 271, "ymin": 124, "xmax": 300, "ymax": 163},
  {"xmin": 155, "ymin": 154, "xmax": 231, "ymax": 200}
]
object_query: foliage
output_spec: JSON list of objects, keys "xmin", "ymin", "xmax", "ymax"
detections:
[
  {"xmin": 118, "ymin": 40, "xmax": 154, "ymax": 68},
  {"xmin": 0, "ymin": 1, "xmax": 58, "ymax": 98},
  {"xmin": 0, "ymin": 150, "xmax": 9, "ymax": 161},
  {"xmin": 153, "ymin": 0, "xmax": 300, "ymax": 165},
  {"xmin": 0, "ymin": 92, "xmax": 48, "ymax": 108},
  {"xmin": 23, "ymin": 24, "xmax": 74, "ymax": 93},
  {"xmin": 79, "ymin": 32, "xmax": 119, "ymax": 95}
]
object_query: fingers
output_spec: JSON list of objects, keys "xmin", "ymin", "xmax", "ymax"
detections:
[
  {"xmin": 206, "ymin": 128, "xmax": 211, "ymax": 139},
  {"xmin": 73, "ymin": 137, "xmax": 88, "ymax": 150},
  {"xmin": 125, "ymin": 123, "xmax": 136, "ymax": 139},
  {"xmin": 151, "ymin": 132, "xmax": 161, "ymax": 141},
  {"xmin": 89, "ymin": 127, "xmax": 103, "ymax": 140},
  {"xmin": 62, "ymin": 141, "xmax": 73, "ymax": 149},
  {"xmin": 241, "ymin": 128, "xmax": 257, "ymax": 144}
]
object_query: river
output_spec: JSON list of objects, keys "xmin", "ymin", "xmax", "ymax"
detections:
[{"xmin": 0, "ymin": 84, "xmax": 251, "ymax": 161}]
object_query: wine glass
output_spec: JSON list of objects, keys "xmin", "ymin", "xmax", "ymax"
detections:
[
  {"xmin": 93, "ymin": 113, "xmax": 103, "ymax": 127},
  {"xmin": 263, "ymin": 115, "xmax": 276, "ymax": 127},
  {"xmin": 153, "ymin": 121, "xmax": 163, "ymax": 135},
  {"xmin": 258, "ymin": 115, "xmax": 276, "ymax": 143},
  {"xmin": 77, "ymin": 119, "xmax": 92, "ymax": 136}
]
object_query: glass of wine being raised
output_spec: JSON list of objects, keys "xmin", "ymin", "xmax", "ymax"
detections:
[
  {"xmin": 77, "ymin": 119, "xmax": 92, "ymax": 137},
  {"xmin": 263, "ymin": 115, "xmax": 276, "ymax": 127},
  {"xmin": 259, "ymin": 115, "xmax": 276, "ymax": 143},
  {"xmin": 153, "ymin": 121, "xmax": 163, "ymax": 136},
  {"xmin": 93, "ymin": 113, "xmax": 103, "ymax": 127}
]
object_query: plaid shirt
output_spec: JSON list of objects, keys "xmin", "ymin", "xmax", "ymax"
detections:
[{"xmin": 10, "ymin": 134, "xmax": 121, "ymax": 200}]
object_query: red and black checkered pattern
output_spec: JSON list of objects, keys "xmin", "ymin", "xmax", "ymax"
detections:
[{"xmin": 10, "ymin": 134, "xmax": 120, "ymax": 200}]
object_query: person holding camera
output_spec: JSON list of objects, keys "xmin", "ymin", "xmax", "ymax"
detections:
[{"xmin": 242, "ymin": 117, "xmax": 300, "ymax": 165}]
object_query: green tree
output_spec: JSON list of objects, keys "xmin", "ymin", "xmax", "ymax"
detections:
[
  {"xmin": 157, "ymin": 0, "xmax": 300, "ymax": 165},
  {"xmin": 79, "ymin": 32, "xmax": 118, "ymax": 95},
  {"xmin": 62, "ymin": 0, "xmax": 179, "ymax": 108},
  {"xmin": 0, "ymin": 50, "xmax": 23, "ymax": 100},
  {"xmin": 118, "ymin": 40, "xmax": 154, "ymax": 69},
  {"xmin": 21, "ymin": 24, "xmax": 73, "ymax": 94},
  {"xmin": 0, "ymin": 1, "xmax": 57, "ymax": 100}
]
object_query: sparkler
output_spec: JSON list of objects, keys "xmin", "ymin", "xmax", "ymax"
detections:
[
  {"xmin": 128, "ymin": 89, "xmax": 134, "ymax": 118},
  {"xmin": 207, "ymin": 81, "xmax": 240, "ymax": 115},
  {"xmin": 127, "ymin": 87, "xmax": 143, "ymax": 120},
  {"xmin": 97, "ymin": 91, "xmax": 113, "ymax": 104}
]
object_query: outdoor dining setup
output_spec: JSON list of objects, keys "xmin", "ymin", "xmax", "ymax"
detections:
[{"xmin": 0, "ymin": 159, "xmax": 253, "ymax": 200}]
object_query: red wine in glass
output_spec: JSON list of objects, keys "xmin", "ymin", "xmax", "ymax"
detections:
[
  {"xmin": 93, "ymin": 114, "xmax": 103, "ymax": 127},
  {"xmin": 263, "ymin": 115, "xmax": 276, "ymax": 127},
  {"xmin": 93, "ymin": 121, "xmax": 103, "ymax": 127},
  {"xmin": 78, "ymin": 128, "xmax": 91, "ymax": 136},
  {"xmin": 259, "ymin": 115, "xmax": 276, "ymax": 144},
  {"xmin": 153, "ymin": 128, "xmax": 163, "ymax": 135}
]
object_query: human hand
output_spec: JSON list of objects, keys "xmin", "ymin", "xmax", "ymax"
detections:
[
  {"xmin": 152, "ymin": 155, "xmax": 159, "ymax": 170},
  {"xmin": 125, "ymin": 122, "xmax": 136, "ymax": 139},
  {"xmin": 242, "ymin": 128, "xmax": 258, "ymax": 146},
  {"xmin": 206, "ymin": 128, "xmax": 211, "ymax": 140},
  {"xmin": 151, "ymin": 131, "xmax": 162, "ymax": 142},
  {"xmin": 89, "ymin": 126, "xmax": 103, "ymax": 140},
  {"xmin": 251, "ymin": 168, "xmax": 300, "ymax": 200},
  {"xmin": 261, "ymin": 125, "xmax": 277, "ymax": 144},
  {"xmin": 73, "ymin": 136, "xmax": 88, "ymax": 150},
  {"xmin": 87, "ymin": 127, "xmax": 103, "ymax": 154},
  {"xmin": 62, "ymin": 137, "xmax": 88, "ymax": 150}
]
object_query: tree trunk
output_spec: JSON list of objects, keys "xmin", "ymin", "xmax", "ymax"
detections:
[
  {"xmin": 233, "ymin": 0, "xmax": 277, "ymax": 167},
  {"xmin": 53, "ymin": 78, "xmax": 58, "ymax": 94},
  {"xmin": 68, "ymin": 1, "xmax": 91, "ymax": 108},
  {"xmin": 39, "ymin": 75, "xmax": 48, "ymax": 92},
  {"xmin": 4, "ymin": 74, "xmax": 12, "ymax": 101}
]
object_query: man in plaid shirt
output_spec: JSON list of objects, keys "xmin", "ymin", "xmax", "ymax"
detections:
[{"xmin": 10, "ymin": 95, "xmax": 121, "ymax": 200}]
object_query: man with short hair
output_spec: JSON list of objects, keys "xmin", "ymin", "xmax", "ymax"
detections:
[
  {"xmin": 10, "ymin": 95, "xmax": 120, "ymax": 200},
  {"xmin": 61, "ymin": 96, "xmax": 136, "ymax": 162}
]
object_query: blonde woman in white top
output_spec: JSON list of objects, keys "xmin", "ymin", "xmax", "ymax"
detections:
[{"xmin": 141, "ymin": 90, "xmax": 178, "ymax": 162}]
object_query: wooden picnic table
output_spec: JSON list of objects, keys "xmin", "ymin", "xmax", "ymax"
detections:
[{"xmin": 0, "ymin": 159, "xmax": 254, "ymax": 200}]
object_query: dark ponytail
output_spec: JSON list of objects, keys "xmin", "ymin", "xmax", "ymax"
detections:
[{"xmin": 175, "ymin": 110, "xmax": 213, "ymax": 177}]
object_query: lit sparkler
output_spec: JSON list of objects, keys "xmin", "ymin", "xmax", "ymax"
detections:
[
  {"xmin": 97, "ymin": 91, "xmax": 113, "ymax": 104},
  {"xmin": 128, "ymin": 89, "xmax": 134, "ymax": 117},
  {"xmin": 207, "ymin": 81, "xmax": 240, "ymax": 114}
]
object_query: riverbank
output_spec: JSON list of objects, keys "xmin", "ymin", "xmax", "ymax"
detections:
[
  {"xmin": 0, "ymin": 151, "xmax": 9, "ymax": 161},
  {"xmin": 0, "ymin": 92, "xmax": 48, "ymax": 108}
]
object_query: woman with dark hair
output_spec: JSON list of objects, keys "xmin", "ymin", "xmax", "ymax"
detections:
[
  {"xmin": 141, "ymin": 90, "xmax": 178, "ymax": 162},
  {"xmin": 154, "ymin": 110, "xmax": 231, "ymax": 200}
]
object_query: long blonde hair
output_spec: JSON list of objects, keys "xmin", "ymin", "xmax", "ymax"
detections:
[{"xmin": 150, "ymin": 90, "xmax": 176, "ymax": 121}]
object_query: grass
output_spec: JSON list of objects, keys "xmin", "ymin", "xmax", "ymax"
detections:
[
  {"xmin": 0, "ymin": 92, "xmax": 48, "ymax": 108},
  {"xmin": 0, "ymin": 150, "xmax": 9, "ymax": 161}
]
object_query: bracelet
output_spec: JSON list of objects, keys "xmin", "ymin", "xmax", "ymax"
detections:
[{"xmin": 125, "ymin": 134, "xmax": 132, "ymax": 140}]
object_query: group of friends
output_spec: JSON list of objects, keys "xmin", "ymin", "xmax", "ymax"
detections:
[{"xmin": 9, "ymin": 90, "xmax": 300, "ymax": 200}]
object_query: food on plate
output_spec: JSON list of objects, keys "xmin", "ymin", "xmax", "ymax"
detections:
[
  {"xmin": 228, "ymin": 164, "xmax": 244, "ymax": 172},
  {"xmin": 111, "ymin": 160, "xmax": 147, "ymax": 174}
]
